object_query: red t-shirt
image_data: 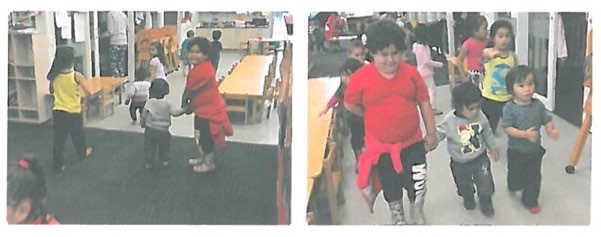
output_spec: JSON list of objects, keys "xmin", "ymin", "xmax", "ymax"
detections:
[
  {"xmin": 185, "ymin": 60, "xmax": 226, "ymax": 117},
  {"xmin": 344, "ymin": 63, "xmax": 429, "ymax": 143},
  {"xmin": 462, "ymin": 37, "xmax": 488, "ymax": 72}
]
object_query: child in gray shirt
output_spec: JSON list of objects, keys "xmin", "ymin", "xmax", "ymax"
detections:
[
  {"xmin": 141, "ymin": 79, "xmax": 188, "ymax": 170},
  {"xmin": 501, "ymin": 66, "xmax": 559, "ymax": 214},
  {"xmin": 436, "ymin": 82, "xmax": 499, "ymax": 217}
]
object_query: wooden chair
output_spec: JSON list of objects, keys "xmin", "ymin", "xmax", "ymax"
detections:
[
  {"xmin": 224, "ymin": 93, "xmax": 250, "ymax": 124},
  {"xmin": 239, "ymin": 41, "xmax": 249, "ymax": 55},
  {"xmin": 318, "ymin": 140, "xmax": 344, "ymax": 225},
  {"xmin": 98, "ymin": 86, "xmax": 115, "ymax": 118}
]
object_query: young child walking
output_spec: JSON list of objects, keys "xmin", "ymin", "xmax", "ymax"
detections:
[
  {"xmin": 7, "ymin": 154, "xmax": 59, "ymax": 224},
  {"xmin": 208, "ymin": 30, "xmax": 223, "ymax": 72},
  {"xmin": 319, "ymin": 58, "xmax": 364, "ymax": 172},
  {"xmin": 140, "ymin": 79, "xmax": 187, "ymax": 170},
  {"xmin": 456, "ymin": 15, "xmax": 489, "ymax": 87},
  {"xmin": 413, "ymin": 23, "xmax": 444, "ymax": 115},
  {"xmin": 481, "ymin": 20, "xmax": 517, "ymax": 135},
  {"xmin": 347, "ymin": 39, "xmax": 366, "ymax": 63},
  {"xmin": 47, "ymin": 46, "xmax": 93, "ymax": 172},
  {"xmin": 182, "ymin": 37, "xmax": 233, "ymax": 173},
  {"xmin": 181, "ymin": 30, "xmax": 195, "ymax": 77},
  {"xmin": 502, "ymin": 65, "xmax": 559, "ymax": 214},
  {"xmin": 149, "ymin": 41, "xmax": 168, "ymax": 81},
  {"xmin": 125, "ymin": 67, "xmax": 151, "ymax": 125},
  {"xmin": 436, "ymin": 82, "xmax": 499, "ymax": 217}
]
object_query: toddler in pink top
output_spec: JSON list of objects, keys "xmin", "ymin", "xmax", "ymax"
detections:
[{"xmin": 456, "ymin": 15, "xmax": 489, "ymax": 88}]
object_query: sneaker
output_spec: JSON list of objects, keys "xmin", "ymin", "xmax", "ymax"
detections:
[
  {"xmin": 162, "ymin": 161, "xmax": 170, "ymax": 167},
  {"xmin": 85, "ymin": 147, "xmax": 93, "ymax": 158},
  {"xmin": 131, "ymin": 120, "xmax": 137, "ymax": 125},
  {"xmin": 388, "ymin": 201, "xmax": 407, "ymax": 225},
  {"xmin": 463, "ymin": 196, "xmax": 476, "ymax": 210},
  {"xmin": 193, "ymin": 164, "xmax": 212, "ymax": 173},
  {"xmin": 528, "ymin": 206, "xmax": 541, "ymax": 214},
  {"xmin": 479, "ymin": 196, "xmax": 495, "ymax": 217},
  {"xmin": 188, "ymin": 157, "xmax": 204, "ymax": 166}
]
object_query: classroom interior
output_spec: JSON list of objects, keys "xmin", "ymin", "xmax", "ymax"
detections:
[
  {"xmin": 7, "ymin": 11, "xmax": 293, "ymax": 224},
  {"xmin": 307, "ymin": 12, "xmax": 592, "ymax": 225}
]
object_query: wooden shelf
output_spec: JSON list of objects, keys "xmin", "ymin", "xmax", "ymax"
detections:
[{"xmin": 9, "ymin": 76, "xmax": 36, "ymax": 81}]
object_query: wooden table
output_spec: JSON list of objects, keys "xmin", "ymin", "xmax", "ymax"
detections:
[
  {"xmin": 80, "ymin": 77, "xmax": 126, "ymax": 122},
  {"xmin": 307, "ymin": 77, "xmax": 340, "ymax": 179},
  {"xmin": 219, "ymin": 55, "xmax": 274, "ymax": 123}
]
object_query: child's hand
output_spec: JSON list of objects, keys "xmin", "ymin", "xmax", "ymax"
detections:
[
  {"xmin": 318, "ymin": 107, "xmax": 329, "ymax": 117},
  {"xmin": 547, "ymin": 128, "xmax": 559, "ymax": 141},
  {"xmin": 81, "ymin": 103, "xmax": 88, "ymax": 112},
  {"xmin": 488, "ymin": 149, "xmax": 500, "ymax": 162},
  {"xmin": 492, "ymin": 49, "xmax": 502, "ymax": 58},
  {"xmin": 424, "ymin": 133, "xmax": 437, "ymax": 152},
  {"xmin": 524, "ymin": 127, "xmax": 539, "ymax": 143}
]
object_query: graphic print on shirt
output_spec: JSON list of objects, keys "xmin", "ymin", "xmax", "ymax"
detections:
[
  {"xmin": 457, "ymin": 122, "xmax": 483, "ymax": 154},
  {"xmin": 491, "ymin": 63, "xmax": 511, "ymax": 95}
]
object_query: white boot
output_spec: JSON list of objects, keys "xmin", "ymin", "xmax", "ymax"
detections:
[
  {"xmin": 409, "ymin": 201, "xmax": 426, "ymax": 225},
  {"xmin": 388, "ymin": 200, "xmax": 407, "ymax": 225}
]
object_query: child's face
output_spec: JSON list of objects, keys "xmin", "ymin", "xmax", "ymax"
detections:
[
  {"xmin": 6, "ymin": 199, "xmax": 29, "ymax": 224},
  {"xmin": 474, "ymin": 22, "xmax": 488, "ymax": 40},
  {"xmin": 493, "ymin": 27, "xmax": 512, "ymax": 50},
  {"xmin": 188, "ymin": 45, "xmax": 207, "ymax": 65},
  {"xmin": 348, "ymin": 47, "xmax": 364, "ymax": 62},
  {"xmin": 373, "ymin": 44, "xmax": 402, "ymax": 75},
  {"xmin": 150, "ymin": 46, "xmax": 158, "ymax": 57},
  {"xmin": 461, "ymin": 101, "xmax": 481, "ymax": 120},
  {"xmin": 513, "ymin": 73, "xmax": 536, "ymax": 104}
]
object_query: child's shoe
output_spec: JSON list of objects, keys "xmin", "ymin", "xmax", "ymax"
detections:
[
  {"xmin": 85, "ymin": 147, "xmax": 93, "ymax": 158},
  {"xmin": 528, "ymin": 206, "xmax": 541, "ymax": 214},
  {"xmin": 162, "ymin": 161, "xmax": 170, "ymax": 167},
  {"xmin": 388, "ymin": 200, "xmax": 407, "ymax": 225},
  {"xmin": 409, "ymin": 201, "xmax": 426, "ymax": 225},
  {"xmin": 463, "ymin": 195, "xmax": 476, "ymax": 210},
  {"xmin": 479, "ymin": 195, "xmax": 495, "ymax": 217}
]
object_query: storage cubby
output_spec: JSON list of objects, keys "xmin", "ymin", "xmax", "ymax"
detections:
[
  {"xmin": 8, "ymin": 64, "xmax": 16, "ymax": 77},
  {"xmin": 10, "ymin": 33, "xmax": 35, "ymax": 65},
  {"xmin": 8, "ymin": 107, "xmax": 20, "ymax": 119},
  {"xmin": 20, "ymin": 110, "xmax": 39, "ymax": 121},
  {"xmin": 16, "ymin": 80, "xmax": 38, "ymax": 109},
  {"xmin": 14, "ymin": 65, "xmax": 36, "ymax": 79}
]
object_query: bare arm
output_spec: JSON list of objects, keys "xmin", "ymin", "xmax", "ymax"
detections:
[
  {"xmin": 545, "ymin": 120, "xmax": 559, "ymax": 140},
  {"xmin": 75, "ymin": 72, "xmax": 92, "ymax": 96},
  {"xmin": 148, "ymin": 64, "xmax": 157, "ymax": 81},
  {"xmin": 456, "ymin": 45, "xmax": 469, "ymax": 77},
  {"xmin": 49, "ymin": 80, "xmax": 54, "ymax": 94},
  {"xmin": 482, "ymin": 48, "xmax": 501, "ymax": 60},
  {"xmin": 140, "ymin": 109, "xmax": 149, "ymax": 128},
  {"xmin": 418, "ymin": 100, "xmax": 437, "ymax": 151}
]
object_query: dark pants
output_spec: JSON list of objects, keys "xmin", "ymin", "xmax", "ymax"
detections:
[
  {"xmin": 507, "ymin": 147, "xmax": 546, "ymax": 208},
  {"xmin": 110, "ymin": 44, "xmax": 128, "ymax": 77},
  {"xmin": 194, "ymin": 116, "xmax": 214, "ymax": 154},
  {"xmin": 129, "ymin": 101, "xmax": 146, "ymax": 121},
  {"xmin": 144, "ymin": 127, "xmax": 172, "ymax": 165},
  {"xmin": 450, "ymin": 153, "xmax": 495, "ymax": 198},
  {"xmin": 348, "ymin": 119, "xmax": 365, "ymax": 150},
  {"xmin": 53, "ymin": 110, "xmax": 87, "ymax": 168},
  {"xmin": 376, "ymin": 140, "xmax": 427, "ymax": 203},
  {"xmin": 481, "ymin": 98, "xmax": 506, "ymax": 135}
]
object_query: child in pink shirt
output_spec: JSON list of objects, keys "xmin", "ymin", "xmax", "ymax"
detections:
[
  {"xmin": 456, "ymin": 15, "xmax": 489, "ymax": 88},
  {"xmin": 413, "ymin": 23, "xmax": 444, "ymax": 115}
]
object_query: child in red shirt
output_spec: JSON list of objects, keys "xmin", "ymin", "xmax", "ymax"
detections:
[
  {"xmin": 182, "ymin": 37, "xmax": 233, "ymax": 173},
  {"xmin": 7, "ymin": 155, "xmax": 59, "ymax": 224},
  {"xmin": 344, "ymin": 19, "xmax": 437, "ymax": 225}
]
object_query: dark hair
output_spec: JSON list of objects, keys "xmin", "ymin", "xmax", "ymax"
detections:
[
  {"xmin": 452, "ymin": 82, "xmax": 482, "ymax": 113},
  {"xmin": 149, "ymin": 79, "xmax": 170, "ymax": 99},
  {"xmin": 366, "ymin": 19, "xmax": 406, "ymax": 53},
  {"xmin": 347, "ymin": 39, "xmax": 364, "ymax": 53},
  {"xmin": 212, "ymin": 30, "xmax": 222, "ymax": 40},
  {"xmin": 489, "ymin": 19, "xmax": 515, "ymax": 49},
  {"xmin": 7, "ymin": 154, "xmax": 49, "ymax": 224},
  {"xmin": 466, "ymin": 15, "xmax": 488, "ymax": 37},
  {"xmin": 340, "ymin": 58, "xmax": 364, "ymax": 75},
  {"xmin": 505, "ymin": 65, "xmax": 535, "ymax": 95},
  {"xmin": 186, "ymin": 30, "xmax": 195, "ymax": 38},
  {"xmin": 187, "ymin": 37, "xmax": 211, "ymax": 59},
  {"xmin": 47, "ymin": 46, "xmax": 75, "ymax": 81},
  {"xmin": 134, "ymin": 67, "xmax": 149, "ymax": 82},
  {"xmin": 150, "ymin": 42, "xmax": 166, "ymax": 66},
  {"xmin": 414, "ymin": 23, "xmax": 429, "ymax": 45}
]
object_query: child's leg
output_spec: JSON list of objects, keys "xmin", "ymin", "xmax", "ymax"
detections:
[
  {"xmin": 522, "ymin": 148, "xmax": 545, "ymax": 208},
  {"xmin": 376, "ymin": 152, "xmax": 407, "ymax": 224},
  {"xmin": 481, "ymin": 98, "xmax": 505, "ymax": 135},
  {"xmin": 157, "ymin": 130, "xmax": 172, "ymax": 166},
  {"xmin": 348, "ymin": 119, "xmax": 365, "ymax": 172},
  {"xmin": 450, "ymin": 159, "xmax": 476, "ymax": 198},
  {"xmin": 473, "ymin": 154, "xmax": 495, "ymax": 216},
  {"xmin": 53, "ymin": 110, "xmax": 69, "ymax": 170},
  {"xmin": 507, "ymin": 149, "xmax": 528, "ymax": 191},
  {"xmin": 424, "ymin": 76, "xmax": 437, "ymax": 109},
  {"xmin": 399, "ymin": 141, "xmax": 427, "ymax": 224},
  {"xmin": 129, "ymin": 102, "xmax": 138, "ymax": 121},
  {"xmin": 144, "ymin": 128, "xmax": 158, "ymax": 168},
  {"xmin": 69, "ymin": 112, "xmax": 88, "ymax": 160},
  {"xmin": 137, "ymin": 102, "xmax": 146, "ymax": 120},
  {"xmin": 192, "ymin": 117, "xmax": 216, "ymax": 171}
]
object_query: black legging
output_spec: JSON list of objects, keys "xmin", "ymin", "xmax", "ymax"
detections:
[
  {"xmin": 53, "ymin": 110, "xmax": 87, "ymax": 168},
  {"xmin": 376, "ymin": 140, "xmax": 427, "ymax": 203},
  {"xmin": 481, "ymin": 97, "xmax": 507, "ymax": 135},
  {"xmin": 194, "ymin": 116, "xmax": 214, "ymax": 154}
]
